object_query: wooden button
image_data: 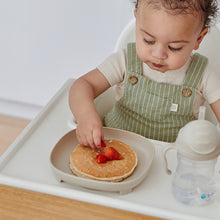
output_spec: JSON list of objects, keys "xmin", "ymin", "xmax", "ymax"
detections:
[
  {"xmin": 182, "ymin": 88, "xmax": 192, "ymax": 97},
  {"xmin": 129, "ymin": 75, "xmax": 138, "ymax": 84}
]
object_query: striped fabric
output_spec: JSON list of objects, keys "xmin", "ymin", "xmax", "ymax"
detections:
[{"xmin": 103, "ymin": 43, "xmax": 208, "ymax": 142}]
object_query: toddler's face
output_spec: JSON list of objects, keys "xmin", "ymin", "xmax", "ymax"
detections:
[{"xmin": 135, "ymin": 4, "xmax": 207, "ymax": 72}]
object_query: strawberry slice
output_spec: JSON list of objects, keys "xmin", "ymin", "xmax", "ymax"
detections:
[
  {"xmin": 97, "ymin": 154, "xmax": 106, "ymax": 164},
  {"xmin": 104, "ymin": 147, "xmax": 121, "ymax": 161},
  {"xmin": 101, "ymin": 139, "xmax": 106, "ymax": 148}
]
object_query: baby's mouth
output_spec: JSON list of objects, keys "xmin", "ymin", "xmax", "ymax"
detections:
[{"xmin": 152, "ymin": 63, "xmax": 164, "ymax": 68}]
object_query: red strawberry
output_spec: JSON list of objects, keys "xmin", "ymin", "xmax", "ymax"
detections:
[
  {"xmin": 101, "ymin": 139, "xmax": 106, "ymax": 148},
  {"xmin": 97, "ymin": 154, "xmax": 106, "ymax": 164},
  {"xmin": 104, "ymin": 147, "xmax": 121, "ymax": 161}
]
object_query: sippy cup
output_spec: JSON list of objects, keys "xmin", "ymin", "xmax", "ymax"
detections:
[{"xmin": 164, "ymin": 107, "xmax": 220, "ymax": 206}]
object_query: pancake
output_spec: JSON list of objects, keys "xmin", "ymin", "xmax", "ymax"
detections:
[{"xmin": 69, "ymin": 139, "xmax": 137, "ymax": 182}]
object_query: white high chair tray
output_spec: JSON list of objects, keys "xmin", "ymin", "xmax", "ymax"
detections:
[{"xmin": 0, "ymin": 78, "xmax": 219, "ymax": 220}]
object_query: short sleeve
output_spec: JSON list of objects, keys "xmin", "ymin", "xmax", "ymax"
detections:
[
  {"xmin": 202, "ymin": 64, "xmax": 220, "ymax": 104},
  {"xmin": 97, "ymin": 50, "xmax": 127, "ymax": 86}
]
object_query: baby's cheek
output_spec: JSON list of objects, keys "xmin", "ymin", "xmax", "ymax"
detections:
[
  {"xmin": 136, "ymin": 46, "xmax": 145, "ymax": 60},
  {"xmin": 170, "ymin": 56, "xmax": 188, "ymax": 70}
]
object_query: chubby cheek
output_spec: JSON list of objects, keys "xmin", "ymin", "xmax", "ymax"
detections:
[
  {"xmin": 169, "ymin": 55, "xmax": 189, "ymax": 70},
  {"xmin": 136, "ymin": 44, "xmax": 149, "ymax": 63}
]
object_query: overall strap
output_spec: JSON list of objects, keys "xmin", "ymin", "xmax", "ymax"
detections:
[
  {"xmin": 183, "ymin": 53, "xmax": 208, "ymax": 88},
  {"xmin": 127, "ymin": 43, "xmax": 142, "ymax": 75}
]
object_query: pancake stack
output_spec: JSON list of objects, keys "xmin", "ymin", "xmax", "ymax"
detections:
[{"xmin": 69, "ymin": 139, "xmax": 137, "ymax": 182}]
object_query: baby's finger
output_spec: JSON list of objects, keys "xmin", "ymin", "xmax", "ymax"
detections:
[
  {"xmin": 93, "ymin": 128, "xmax": 103, "ymax": 148},
  {"xmin": 76, "ymin": 129, "xmax": 88, "ymax": 147},
  {"xmin": 86, "ymin": 131, "xmax": 96, "ymax": 149},
  {"xmin": 76, "ymin": 129, "xmax": 83, "ymax": 145},
  {"xmin": 78, "ymin": 135, "xmax": 87, "ymax": 147}
]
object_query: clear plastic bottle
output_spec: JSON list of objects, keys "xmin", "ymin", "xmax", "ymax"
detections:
[
  {"xmin": 172, "ymin": 154, "xmax": 217, "ymax": 206},
  {"xmin": 164, "ymin": 107, "xmax": 220, "ymax": 206}
]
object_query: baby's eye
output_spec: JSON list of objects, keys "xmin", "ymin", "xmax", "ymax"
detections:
[
  {"xmin": 144, "ymin": 39, "xmax": 155, "ymax": 45},
  {"xmin": 168, "ymin": 46, "xmax": 182, "ymax": 51}
]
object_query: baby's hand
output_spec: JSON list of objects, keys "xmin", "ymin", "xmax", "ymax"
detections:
[{"xmin": 75, "ymin": 112, "xmax": 103, "ymax": 149}]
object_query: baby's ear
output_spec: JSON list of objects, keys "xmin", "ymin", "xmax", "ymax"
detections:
[{"xmin": 194, "ymin": 28, "xmax": 208, "ymax": 50}]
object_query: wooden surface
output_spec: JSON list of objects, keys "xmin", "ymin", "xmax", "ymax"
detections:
[{"xmin": 0, "ymin": 114, "xmax": 163, "ymax": 220}]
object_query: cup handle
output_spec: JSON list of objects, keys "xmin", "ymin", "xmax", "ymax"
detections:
[{"xmin": 163, "ymin": 145, "xmax": 176, "ymax": 175}]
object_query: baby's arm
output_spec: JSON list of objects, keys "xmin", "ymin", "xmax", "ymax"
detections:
[
  {"xmin": 69, "ymin": 68, "xmax": 111, "ymax": 148},
  {"xmin": 210, "ymin": 99, "xmax": 220, "ymax": 122}
]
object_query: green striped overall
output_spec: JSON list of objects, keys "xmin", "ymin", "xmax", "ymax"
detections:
[{"xmin": 103, "ymin": 43, "xmax": 208, "ymax": 142}]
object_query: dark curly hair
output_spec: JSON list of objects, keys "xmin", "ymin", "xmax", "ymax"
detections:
[{"xmin": 135, "ymin": 0, "xmax": 219, "ymax": 28}]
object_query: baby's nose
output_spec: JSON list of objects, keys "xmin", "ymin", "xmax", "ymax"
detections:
[{"xmin": 152, "ymin": 45, "xmax": 168, "ymax": 60}]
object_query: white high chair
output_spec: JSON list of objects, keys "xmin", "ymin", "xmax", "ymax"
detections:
[{"xmin": 95, "ymin": 19, "xmax": 220, "ymax": 124}]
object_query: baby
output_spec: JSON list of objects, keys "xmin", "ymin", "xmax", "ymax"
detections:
[{"xmin": 69, "ymin": 0, "xmax": 220, "ymax": 148}]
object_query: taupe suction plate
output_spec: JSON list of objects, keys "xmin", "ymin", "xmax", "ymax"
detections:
[{"xmin": 50, "ymin": 127, "xmax": 155, "ymax": 194}]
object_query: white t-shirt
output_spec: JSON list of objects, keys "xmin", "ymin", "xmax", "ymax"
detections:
[{"xmin": 97, "ymin": 49, "xmax": 220, "ymax": 118}]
